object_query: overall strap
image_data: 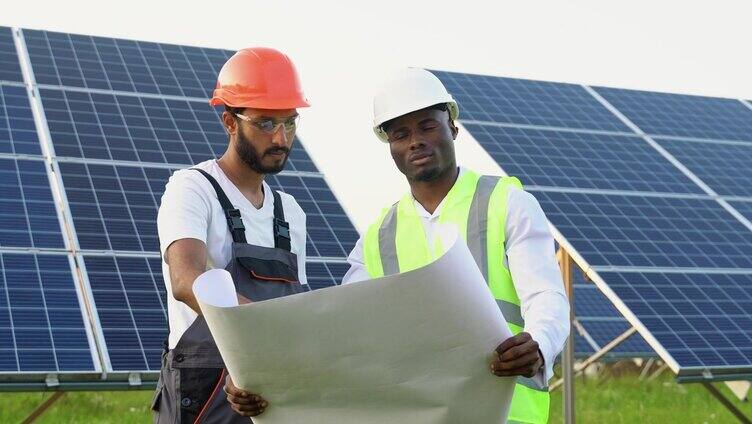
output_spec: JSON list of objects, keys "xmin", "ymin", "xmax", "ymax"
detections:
[
  {"xmin": 271, "ymin": 190, "xmax": 291, "ymax": 251},
  {"xmin": 192, "ymin": 168, "xmax": 247, "ymax": 243},
  {"xmin": 192, "ymin": 168, "xmax": 291, "ymax": 251}
]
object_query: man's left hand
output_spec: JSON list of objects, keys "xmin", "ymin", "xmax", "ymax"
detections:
[{"xmin": 490, "ymin": 332, "xmax": 543, "ymax": 378}]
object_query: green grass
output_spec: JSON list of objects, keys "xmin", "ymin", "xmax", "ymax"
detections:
[
  {"xmin": 548, "ymin": 367, "xmax": 752, "ymax": 423},
  {"xmin": 1, "ymin": 367, "xmax": 750, "ymax": 423}
]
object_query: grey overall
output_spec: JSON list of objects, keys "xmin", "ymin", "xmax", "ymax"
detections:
[{"xmin": 152, "ymin": 169, "xmax": 306, "ymax": 423}]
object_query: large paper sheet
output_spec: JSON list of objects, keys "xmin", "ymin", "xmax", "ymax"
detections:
[{"xmin": 194, "ymin": 234, "xmax": 515, "ymax": 423}]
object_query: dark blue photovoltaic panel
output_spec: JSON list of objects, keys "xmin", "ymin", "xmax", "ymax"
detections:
[
  {"xmin": 1, "ymin": 84, "xmax": 42, "ymax": 156},
  {"xmin": 85, "ymin": 255, "xmax": 350, "ymax": 371},
  {"xmin": 657, "ymin": 139, "xmax": 752, "ymax": 197},
  {"xmin": 39, "ymin": 88, "xmax": 226, "ymax": 164},
  {"xmin": 463, "ymin": 124, "xmax": 702, "ymax": 194},
  {"xmin": 575, "ymin": 284, "xmax": 622, "ymax": 318},
  {"xmin": 306, "ymin": 261, "xmax": 350, "ymax": 290},
  {"xmin": 38, "ymin": 88, "xmax": 319, "ymax": 173},
  {"xmin": 433, "ymin": 70, "xmax": 631, "ymax": 132},
  {"xmin": 83, "ymin": 255, "xmax": 165, "ymax": 371},
  {"xmin": 573, "ymin": 333, "xmax": 596, "ymax": 357},
  {"xmin": 601, "ymin": 271, "xmax": 752, "ymax": 368},
  {"xmin": 594, "ymin": 86, "xmax": 752, "ymax": 142},
  {"xmin": 59, "ymin": 162, "xmax": 170, "ymax": 252},
  {"xmin": 24, "ymin": 29, "xmax": 232, "ymax": 97},
  {"xmin": 0, "ymin": 252, "xmax": 95, "ymax": 372},
  {"xmin": 59, "ymin": 162, "xmax": 358, "ymax": 257},
  {"xmin": 270, "ymin": 174, "xmax": 360, "ymax": 258},
  {"xmin": 531, "ymin": 190, "xmax": 752, "ymax": 268},
  {"xmin": 0, "ymin": 27, "xmax": 23, "ymax": 82},
  {"xmin": 729, "ymin": 201, "xmax": 752, "ymax": 223},
  {"xmin": 575, "ymin": 284, "xmax": 653, "ymax": 357},
  {"xmin": 580, "ymin": 320, "xmax": 654, "ymax": 357},
  {"xmin": 0, "ymin": 158, "xmax": 64, "ymax": 249}
]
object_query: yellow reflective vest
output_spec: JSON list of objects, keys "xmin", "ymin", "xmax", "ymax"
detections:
[{"xmin": 363, "ymin": 169, "xmax": 550, "ymax": 424}]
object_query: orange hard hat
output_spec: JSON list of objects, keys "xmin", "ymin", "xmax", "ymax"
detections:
[{"xmin": 209, "ymin": 47, "xmax": 310, "ymax": 109}]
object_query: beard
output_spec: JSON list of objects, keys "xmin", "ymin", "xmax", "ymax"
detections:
[
  {"xmin": 413, "ymin": 166, "xmax": 443, "ymax": 182},
  {"xmin": 235, "ymin": 130, "xmax": 290, "ymax": 175}
]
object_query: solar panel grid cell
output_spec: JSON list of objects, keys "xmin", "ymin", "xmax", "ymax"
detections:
[
  {"xmin": 0, "ymin": 158, "xmax": 65, "ymax": 249},
  {"xmin": 464, "ymin": 124, "xmax": 703, "ymax": 194},
  {"xmin": 657, "ymin": 138, "xmax": 752, "ymax": 198},
  {"xmin": 0, "ymin": 85, "xmax": 42, "ymax": 156},
  {"xmin": 0, "ymin": 252, "xmax": 94, "ymax": 372},
  {"xmin": 532, "ymin": 190, "xmax": 752, "ymax": 269},
  {"xmin": 24, "ymin": 29, "xmax": 231, "ymax": 98},
  {"xmin": 434, "ymin": 71, "xmax": 632, "ymax": 132},
  {"xmin": 594, "ymin": 86, "xmax": 752, "ymax": 142},
  {"xmin": 0, "ymin": 27, "xmax": 23, "ymax": 83}
]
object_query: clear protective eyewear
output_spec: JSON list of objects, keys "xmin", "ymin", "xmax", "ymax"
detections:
[{"xmin": 235, "ymin": 113, "xmax": 300, "ymax": 135}]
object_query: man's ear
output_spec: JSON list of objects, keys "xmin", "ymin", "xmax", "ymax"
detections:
[
  {"xmin": 222, "ymin": 111, "xmax": 237, "ymax": 135},
  {"xmin": 450, "ymin": 120, "xmax": 459, "ymax": 140}
]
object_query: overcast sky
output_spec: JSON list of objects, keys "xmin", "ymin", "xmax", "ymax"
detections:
[{"xmin": 4, "ymin": 1, "xmax": 751, "ymax": 232}]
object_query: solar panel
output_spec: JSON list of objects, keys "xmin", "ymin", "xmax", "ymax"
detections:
[
  {"xmin": 601, "ymin": 271, "xmax": 752, "ymax": 370},
  {"xmin": 81, "ymin": 255, "xmax": 165, "ymax": 371},
  {"xmin": 0, "ymin": 251, "xmax": 97, "ymax": 372},
  {"xmin": 657, "ymin": 138, "xmax": 752, "ymax": 197},
  {"xmin": 24, "ymin": 29, "xmax": 231, "ymax": 97},
  {"xmin": 0, "ymin": 85, "xmax": 42, "ymax": 156},
  {"xmin": 58, "ymin": 161, "xmax": 169, "ymax": 252},
  {"xmin": 0, "ymin": 158, "xmax": 65, "ymax": 249},
  {"xmin": 58, "ymin": 160, "xmax": 359, "ymax": 258},
  {"xmin": 728, "ymin": 201, "xmax": 752, "ymax": 223},
  {"xmin": 441, "ymin": 69, "xmax": 752, "ymax": 378},
  {"xmin": 463, "ymin": 123, "xmax": 703, "ymax": 194},
  {"xmin": 594, "ymin": 86, "xmax": 752, "ymax": 142},
  {"xmin": 574, "ymin": 284, "xmax": 653, "ymax": 357},
  {"xmin": 433, "ymin": 70, "xmax": 631, "ymax": 132},
  {"xmin": 39, "ymin": 88, "xmax": 226, "ymax": 163},
  {"xmin": 532, "ymin": 190, "xmax": 752, "ymax": 268},
  {"xmin": 0, "ymin": 27, "xmax": 23, "ymax": 83},
  {"xmin": 306, "ymin": 261, "xmax": 350, "ymax": 291}
]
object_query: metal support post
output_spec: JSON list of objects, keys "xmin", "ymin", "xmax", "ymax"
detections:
[
  {"xmin": 559, "ymin": 248, "xmax": 575, "ymax": 424},
  {"xmin": 702, "ymin": 382, "xmax": 751, "ymax": 424},
  {"xmin": 21, "ymin": 392, "xmax": 65, "ymax": 424}
]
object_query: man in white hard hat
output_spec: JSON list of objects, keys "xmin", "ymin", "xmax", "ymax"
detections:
[{"xmin": 340, "ymin": 68, "xmax": 570, "ymax": 423}]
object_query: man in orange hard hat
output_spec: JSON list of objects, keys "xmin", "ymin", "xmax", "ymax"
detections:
[{"xmin": 152, "ymin": 47, "xmax": 309, "ymax": 422}]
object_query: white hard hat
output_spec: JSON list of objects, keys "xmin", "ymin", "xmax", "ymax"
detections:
[{"xmin": 372, "ymin": 68, "xmax": 459, "ymax": 142}]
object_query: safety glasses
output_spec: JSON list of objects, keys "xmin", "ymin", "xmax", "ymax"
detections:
[{"xmin": 235, "ymin": 113, "xmax": 300, "ymax": 135}]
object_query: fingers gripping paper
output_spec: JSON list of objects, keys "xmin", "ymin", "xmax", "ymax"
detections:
[{"xmin": 194, "ymin": 233, "xmax": 515, "ymax": 423}]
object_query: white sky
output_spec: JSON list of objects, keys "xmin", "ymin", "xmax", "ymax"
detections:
[{"xmin": 4, "ymin": 1, "xmax": 752, "ymax": 232}]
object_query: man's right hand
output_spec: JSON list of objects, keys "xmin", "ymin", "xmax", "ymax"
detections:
[{"xmin": 224, "ymin": 374, "xmax": 268, "ymax": 417}]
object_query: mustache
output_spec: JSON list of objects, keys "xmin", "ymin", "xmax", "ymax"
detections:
[{"xmin": 265, "ymin": 147, "xmax": 289, "ymax": 155}]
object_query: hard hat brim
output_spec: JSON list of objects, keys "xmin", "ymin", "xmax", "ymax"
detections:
[
  {"xmin": 373, "ymin": 101, "xmax": 459, "ymax": 143},
  {"xmin": 209, "ymin": 94, "xmax": 310, "ymax": 109}
]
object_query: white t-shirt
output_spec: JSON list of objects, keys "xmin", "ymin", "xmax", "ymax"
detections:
[{"xmin": 157, "ymin": 159, "xmax": 307, "ymax": 348}]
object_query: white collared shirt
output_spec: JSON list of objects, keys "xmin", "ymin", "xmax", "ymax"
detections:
[{"xmin": 342, "ymin": 168, "xmax": 570, "ymax": 384}]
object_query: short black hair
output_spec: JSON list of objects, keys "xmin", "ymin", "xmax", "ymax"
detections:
[{"xmin": 380, "ymin": 103, "xmax": 450, "ymax": 133}]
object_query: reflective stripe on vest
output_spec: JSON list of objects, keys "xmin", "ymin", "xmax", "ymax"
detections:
[{"xmin": 363, "ymin": 170, "xmax": 550, "ymax": 424}]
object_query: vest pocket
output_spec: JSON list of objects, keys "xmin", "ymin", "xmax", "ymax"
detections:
[{"xmin": 236, "ymin": 256, "xmax": 298, "ymax": 284}]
